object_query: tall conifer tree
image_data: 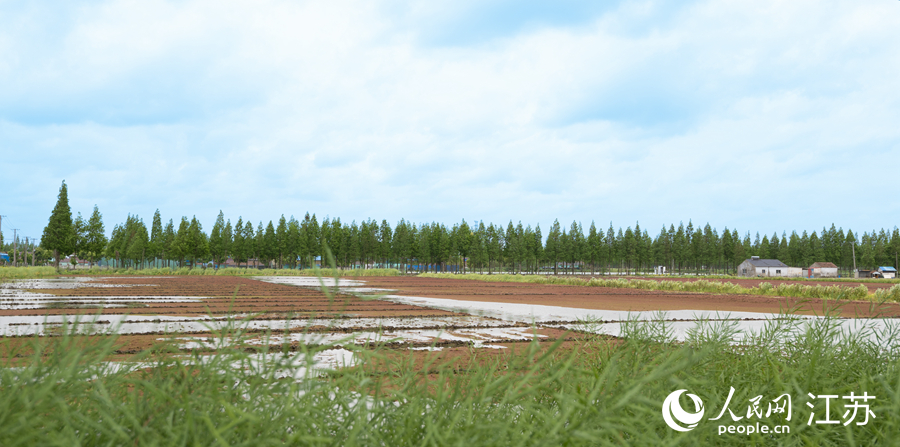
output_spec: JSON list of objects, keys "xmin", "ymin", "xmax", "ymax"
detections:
[
  {"xmin": 149, "ymin": 210, "xmax": 163, "ymax": 267},
  {"xmin": 41, "ymin": 180, "xmax": 76, "ymax": 270},
  {"xmin": 86, "ymin": 205, "xmax": 107, "ymax": 267}
]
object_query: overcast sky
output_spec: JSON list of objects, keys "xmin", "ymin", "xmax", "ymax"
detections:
[{"xmin": 2, "ymin": 0, "xmax": 898, "ymax": 244}]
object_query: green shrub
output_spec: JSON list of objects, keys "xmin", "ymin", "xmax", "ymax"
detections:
[{"xmin": 874, "ymin": 284, "xmax": 900, "ymax": 302}]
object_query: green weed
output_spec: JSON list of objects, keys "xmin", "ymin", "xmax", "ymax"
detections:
[{"xmin": 2, "ymin": 311, "xmax": 899, "ymax": 445}]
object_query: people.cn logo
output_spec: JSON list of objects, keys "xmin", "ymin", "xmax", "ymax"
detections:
[{"xmin": 662, "ymin": 390, "xmax": 705, "ymax": 431}]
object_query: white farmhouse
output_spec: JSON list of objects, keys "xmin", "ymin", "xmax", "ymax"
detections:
[
  {"xmin": 738, "ymin": 256, "xmax": 802, "ymax": 278},
  {"xmin": 808, "ymin": 262, "xmax": 839, "ymax": 278}
]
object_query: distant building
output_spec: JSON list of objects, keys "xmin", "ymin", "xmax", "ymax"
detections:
[
  {"xmin": 877, "ymin": 266, "xmax": 897, "ymax": 279},
  {"xmin": 808, "ymin": 262, "xmax": 839, "ymax": 278},
  {"xmin": 60, "ymin": 256, "xmax": 92, "ymax": 269},
  {"xmin": 856, "ymin": 269, "xmax": 893, "ymax": 279},
  {"xmin": 738, "ymin": 256, "xmax": 802, "ymax": 277}
]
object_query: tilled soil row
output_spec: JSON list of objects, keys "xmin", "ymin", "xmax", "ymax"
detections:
[
  {"xmin": 2, "ymin": 276, "xmax": 588, "ymax": 363},
  {"xmin": 10, "ymin": 276, "xmax": 430, "ymax": 318},
  {"xmin": 0, "ymin": 308, "xmax": 459, "ymax": 318},
  {"xmin": 2, "ymin": 324, "xmax": 568, "ymax": 358},
  {"xmin": 2, "ymin": 302, "xmax": 436, "ymax": 313},
  {"xmin": 112, "ymin": 336, "xmax": 579, "ymax": 356},
  {"xmin": 14, "ymin": 314, "xmax": 493, "ymax": 324},
  {"xmin": 364, "ymin": 276, "xmax": 900, "ymax": 318},
  {"xmin": 1, "ymin": 322, "xmax": 531, "ymax": 338},
  {"xmin": 53, "ymin": 276, "xmax": 339, "ymax": 296}
]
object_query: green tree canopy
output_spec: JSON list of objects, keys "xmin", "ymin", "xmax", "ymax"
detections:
[
  {"xmin": 149, "ymin": 210, "xmax": 163, "ymax": 264},
  {"xmin": 41, "ymin": 180, "xmax": 76, "ymax": 269},
  {"xmin": 85, "ymin": 205, "xmax": 107, "ymax": 266},
  {"xmin": 209, "ymin": 211, "xmax": 227, "ymax": 265}
]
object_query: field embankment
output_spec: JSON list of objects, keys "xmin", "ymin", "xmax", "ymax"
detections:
[{"xmin": 417, "ymin": 273, "xmax": 900, "ymax": 308}]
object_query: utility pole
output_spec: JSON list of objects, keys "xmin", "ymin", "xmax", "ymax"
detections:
[
  {"xmin": 25, "ymin": 237, "xmax": 34, "ymax": 267},
  {"xmin": 12, "ymin": 228, "xmax": 19, "ymax": 267},
  {"xmin": 851, "ymin": 241, "xmax": 857, "ymax": 278}
]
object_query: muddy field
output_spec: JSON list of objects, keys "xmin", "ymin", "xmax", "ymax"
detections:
[
  {"xmin": 2, "ymin": 274, "xmax": 898, "ymax": 370},
  {"xmin": 364, "ymin": 276, "xmax": 900, "ymax": 318},
  {"xmin": 0, "ymin": 276, "xmax": 453, "ymax": 318},
  {"xmin": 0, "ymin": 276, "xmax": 578, "ymax": 365}
]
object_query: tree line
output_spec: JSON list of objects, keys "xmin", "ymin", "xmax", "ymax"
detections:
[{"xmin": 36, "ymin": 181, "xmax": 900, "ymax": 274}]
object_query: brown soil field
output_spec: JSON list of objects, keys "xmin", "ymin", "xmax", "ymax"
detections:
[
  {"xmin": 0, "ymin": 326, "xmax": 578, "ymax": 361},
  {"xmin": 1, "ymin": 276, "xmax": 576, "ymax": 360},
  {"xmin": 3, "ymin": 276, "xmax": 455, "ymax": 318},
  {"xmin": 364, "ymin": 276, "xmax": 900, "ymax": 318},
  {"xmin": 626, "ymin": 276, "xmax": 898, "ymax": 291},
  {"xmin": 5, "ymin": 274, "xmax": 898, "ymax": 366}
]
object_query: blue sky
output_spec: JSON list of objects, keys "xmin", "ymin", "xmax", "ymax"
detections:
[{"xmin": 1, "ymin": 0, "xmax": 898, "ymax": 244}]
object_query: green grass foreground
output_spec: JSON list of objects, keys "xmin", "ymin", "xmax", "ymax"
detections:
[
  {"xmin": 1, "ymin": 314, "xmax": 899, "ymax": 445},
  {"xmin": 0, "ymin": 266, "xmax": 401, "ymax": 279},
  {"xmin": 421, "ymin": 272, "xmax": 900, "ymax": 303}
]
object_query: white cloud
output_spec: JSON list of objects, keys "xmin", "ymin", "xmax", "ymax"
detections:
[{"xmin": 1, "ymin": 0, "xmax": 898, "ymax": 240}]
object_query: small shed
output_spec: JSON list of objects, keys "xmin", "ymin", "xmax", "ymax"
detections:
[
  {"xmin": 808, "ymin": 262, "xmax": 839, "ymax": 278},
  {"xmin": 877, "ymin": 266, "xmax": 897, "ymax": 279},
  {"xmin": 738, "ymin": 257, "xmax": 802, "ymax": 277}
]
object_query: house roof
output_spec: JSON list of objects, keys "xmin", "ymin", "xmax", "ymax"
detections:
[
  {"xmin": 745, "ymin": 258, "xmax": 789, "ymax": 268},
  {"xmin": 878, "ymin": 266, "xmax": 897, "ymax": 272},
  {"xmin": 810, "ymin": 262, "xmax": 838, "ymax": 269}
]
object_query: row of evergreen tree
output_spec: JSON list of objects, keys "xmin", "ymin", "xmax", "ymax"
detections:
[
  {"xmin": 38, "ymin": 182, "xmax": 900, "ymax": 274},
  {"xmin": 88, "ymin": 211, "xmax": 900, "ymax": 275}
]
